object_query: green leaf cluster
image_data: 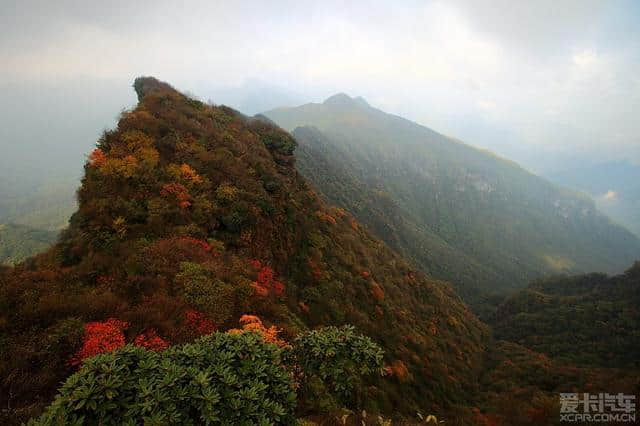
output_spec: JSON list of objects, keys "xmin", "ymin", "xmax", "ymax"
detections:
[
  {"xmin": 30, "ymin": 332, "xmax": 296, "ymax": 425},
  {"xmin": 291, "ymin": 325, "xmax": 384, "ymax": 402},
  {"xmin": 175, "ymin": 262, "xmax": 235, "ymax": 324}
]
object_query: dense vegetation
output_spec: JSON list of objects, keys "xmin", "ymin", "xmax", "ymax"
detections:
[
  {"xmin": 473, "ymin": 340, "xmax": 639, "ymax": 426},
  {"xmin": 2, "ymin": 78, "xmax": 638, "ymax": 425},
  {"xmin": 265, "ymin": 96, "xmax": 640, "ymax": 312},
  {"xmin": 0, "ymin": 78, "xmax": 489, "ymax": 423},
  {"xmin": 30, "ymin": 325, "xmax": 384, "ymax": 425},
  {"xmin": 30, "ymin": 333, "xmax": 298, "ymax": 425},
  {"xmin": 492, "ymin": 262, "xmax": 640, "ymax": 369},
  {"xmin": 288, "ymin": 126, "xmax": 502, "ymax": 313}
]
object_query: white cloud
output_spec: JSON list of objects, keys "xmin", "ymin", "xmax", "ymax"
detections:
[
  {"xmin": 572, "ymin": 49, "xmax": 598, "ymax": 67},
  {"xmin": 476, "ymin": 100, "xmax": 497, "ymax": 111}
]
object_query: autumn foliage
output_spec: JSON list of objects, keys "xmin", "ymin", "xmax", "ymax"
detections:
[
  {"xmin": 228, "ymin": 314, "xmax": 289, "ymax": 348},
  {"xmin": 185, "ymin": 310, "xmax": 216, "ymax": 336},
  {"xmin": 68, "ymin": 320, "xmax": 170, "ymax": 365},
  {"xmin": 179, "ymin": 163, "xmax": 203, "ymax": 184},
  {"xmin": 177, "ymin": 237, "xmax": 213, "ymax": 253},
  {"xmin": 88, "ymin": 148, "xmax": 107, "ymax": 167},
  {"xmin": 133, "ymin": 329, "xmax": 170, "ymax": 352},
  {"xmin": 161, "ymin": 182, "xmax": 192, "ymax": 209},
  {"xmin": 0, "ymin": 77, "xmax": 499, "ymax": 424},
  {"xmin": 69, "ymin": 319, "xmax": 128, "ymax": 366},
  {"xmin": 249, "ymin": 260, "xmax": 285, "ymax": 297}
]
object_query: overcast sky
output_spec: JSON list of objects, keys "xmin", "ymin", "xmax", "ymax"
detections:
[{"xmin": 2, "ymin": 0, "xmax": 639, "ymax": 173}]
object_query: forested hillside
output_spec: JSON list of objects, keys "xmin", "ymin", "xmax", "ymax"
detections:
[
  {"xmin": 289, "ymin": 125, "xmax": 505, "ymax": 311},
  {"xmin": 265, "ymin": 95, "xmax": 640, "ymax": 307},
  {"xmin": 0, "ymin": 78, "xmax": 489, "ymax": 424},
  {"xmin": 493, "ymin": 262, "xmax": 640, "ymax": 369},
  {"xmin": 2, "ymin": 78, "xmax": 638, "ymax": 425}
]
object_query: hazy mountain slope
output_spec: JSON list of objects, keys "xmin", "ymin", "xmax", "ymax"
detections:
[
  {"xmin": 493, "ymin": 262, "xmax": 640, "ymax": 369},
  {"xmin": 289, "ymin": 125, "xmax": 503, "ymax": 309},
  {"xmin": 264, "ymin": 95, "xmax": 640, "ymax": 297},
  {"xmin": 0, "ymin": 174, "xmax": 77, "ymax": 232},
  {"xmin": 0, "ymin": 224, "xmax": 59, "ymax": 265},
  {"xmin": 0, "ymin": 78, "xmax": 126, "ymax": 263},
  {"xmin": 0, "ymin": 78, "xmax": 488, "ymax": 422},
  {"xmin": 0, "ymin": 174, "xmax": 77, "ymax": 265},
  {"xmin": 548, "ymin": 161, "xmax": 640, "ymax": 237}
]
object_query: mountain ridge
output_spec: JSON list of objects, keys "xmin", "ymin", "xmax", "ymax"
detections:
[
  {"xmin": 1, "ymin": 78, "xmax": 638, "ymax": 425},
  {"xmin": 0, "ymin": 77, "xmax": 489, "ymax": 422},
  {"xmin": 264, "ymin": 95, "xmax": 640, "ymax": 309}
]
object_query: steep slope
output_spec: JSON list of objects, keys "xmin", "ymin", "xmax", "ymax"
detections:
[
  {"xmin": 289, "ymin": 126, "xmax": 505, "ymax": 312},
  {"xmin": 493, "ymin": 261, "xmax": 640, "ymax": 369},
  {"xmin": 0, "ymin": 78, "xmax": 488, "ymax": 422},
  {"xmin": 264, "ymin": 96, "xmax": 640, "ymax": 301}
]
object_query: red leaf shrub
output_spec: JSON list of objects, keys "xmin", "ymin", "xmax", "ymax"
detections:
[
  {"xmin": 185, "ymin": 310, "xmax": 216, "ymax": 336},
  {"xmin": 88, "ymin": 148, "xmax": 107, "ymax": 167},
  {"xmin": 370, "ymin": 282, "xmax": 385, "ymax": 302},
  {"xmin": 251, "ymin": 282, "xmax": 269, "ymax": 297},
  {"xmin": 273, "ymin": 281, "xmax": 285, "ymax": 295},
  {"xmin": 69, "ymin": 318, "xmax": 129, "ymax": 366},
  {"xmin": 161, "ymin": 182, "xmax": 192, "ymax": 209},
  {"xmin": 177, "ymin": 237, "xmax": 211, "ymax": 253},
  {"xmin": 257, "ymin": 266, "xmax": 274, "ymax": 285},
  {"xmin": 133, "ymin": 329, "xmax": 170, "ymax": 351},
  {"xmin": 250, "ymin": 263, "xmax": 286, "ymax": 297}
]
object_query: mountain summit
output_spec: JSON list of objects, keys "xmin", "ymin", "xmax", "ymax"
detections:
[{"xmin": 323, "ymin": 93, "xmax": 370, "ymax": 108}]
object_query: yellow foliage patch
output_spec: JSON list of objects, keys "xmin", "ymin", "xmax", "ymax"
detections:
[{"xmin": 228, "ymin": 315, "xmax": 290, "ymax": 348}]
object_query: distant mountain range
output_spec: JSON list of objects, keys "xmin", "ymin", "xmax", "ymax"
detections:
[{"xmin": 264, "ymin": 94, "xmax": 640, "ymax": 310}]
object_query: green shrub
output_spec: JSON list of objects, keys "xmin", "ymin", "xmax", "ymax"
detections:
[
  {"xmin": 175, "ymin": 262, "xmax": 234, "ymax": 324},
  {"xmin": 252, "ymin": 125, "xmax": 297, "ymax": 155},
  {"xmin": 44, "ymin": 317, "xmax": 85, "ymax": 360},
  {"xmin": 30, "ymin": 332, "xmax": 296, "ymax": 425},
  {"xmin": 291, "ymin": 325, "xmax": 385, "ymax": 403},
  {"xmin": 221, "ymin": 211, "xmax": 245, "ymax": 232}
]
